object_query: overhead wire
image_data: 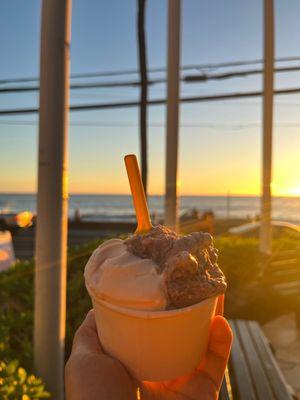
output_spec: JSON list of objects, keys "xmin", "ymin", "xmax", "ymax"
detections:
[
  {"xmin": 2, "ymin": 86, "xmax": 300, "ymax": 115},
  {"xmin": 0, "ymin": 120, "xmax": 300, "ymax": 130},
  {"xmin": 2, "ymin": 64, "xmax": 300, "ymax": 93},
  {"xmin": 1, "ymin": 55, "xmax": 300, "ymax": 85}
]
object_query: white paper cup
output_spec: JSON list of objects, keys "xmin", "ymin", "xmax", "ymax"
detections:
[{"xmin": 89, "ymin": 291, "xmax": 217, "ymax": 382}]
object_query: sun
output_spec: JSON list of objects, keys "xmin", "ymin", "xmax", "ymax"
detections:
[{"xmin": 285, "ymin": 187, "xmax": 300, "ymax": 197}]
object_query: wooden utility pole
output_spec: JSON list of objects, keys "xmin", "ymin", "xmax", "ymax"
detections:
[
  {"xmin": 226, "ymin": 191, "xmax": 231, "ymax": 220},
  {"xmin": 165, "ymin": 0, "xmax": 181, "ymax": 230},
  {"xmin": 260, "ymin": 0, "xmax": 274, "ymax": 254},
  {"xmin": 137, "ymin": 0, "xmax": 148, "ymax": 194},
  {"xmin": 34, "ymin": 0, "xmax": 72, "ymax": 398}
]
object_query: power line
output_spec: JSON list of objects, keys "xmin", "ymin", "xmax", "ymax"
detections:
[
  {"xmin": 1, "ymin": 55, "xmax": 300, "ymax": 85},
  {"xmin": 0, "ymin": 79, "xmax": 159, "ymax": 93},
  {"xmin": 0, "ymin": 120, "xmax": 300, "ymax": 129},
  {"xmin": 3, "ymin": 64, "xmax": 300, "ymax": 94},
  {"xmin": 185, "ymin": 65, "xmax": 300, "ymax": 82},
  {"xmin": 1, "ymin": 86, "xmax": 300, "ymax": 115}
]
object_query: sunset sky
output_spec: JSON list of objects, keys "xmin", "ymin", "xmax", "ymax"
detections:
[{"xmin": 0, "ymin": 0, "xmax": 300, "ymax": 196}]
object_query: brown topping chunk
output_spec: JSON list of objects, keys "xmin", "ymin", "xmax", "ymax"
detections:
[{"xmin": 125, "ymin": 225, "xmax": 226, "ymax": 309}]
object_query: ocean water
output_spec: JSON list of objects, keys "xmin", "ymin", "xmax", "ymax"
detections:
[{"xmin": 1, "ymin": 193, "xmax": 300, "ymax": 223}]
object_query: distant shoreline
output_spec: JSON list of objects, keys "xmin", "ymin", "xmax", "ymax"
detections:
[
  {"xmin": 0, "ymin": 192, "xmax": 299, "ymax": 199},
  {"xmin": 1, "ymin": 193, "xmax": 300, "ymax": 223}
]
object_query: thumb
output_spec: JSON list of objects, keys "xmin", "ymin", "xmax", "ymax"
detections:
[
  {"xmin": 72, "ymin": 309, "xmax": 104, "ymax": 356},
  {"xmin": 200, "ymin": 316, "xmax": 233, "ymax": 390}
]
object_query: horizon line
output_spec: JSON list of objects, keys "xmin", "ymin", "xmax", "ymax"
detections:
[{"xmin": 0, "ymin": 191, "xmax": 300, "ymax": 199}]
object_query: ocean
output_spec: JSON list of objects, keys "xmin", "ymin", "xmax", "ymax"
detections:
[{"xmin": 1, "ymin": 193, "xmax": 300, "ymax": 223}]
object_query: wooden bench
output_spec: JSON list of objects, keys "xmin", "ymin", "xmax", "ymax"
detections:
[
  {"xmin": 260, "ymin": 248, "xmax": 300, "ymax": 326},
  {"xmin": 219, "ymin": 319, "xmax": 293, "ymax": 400}
]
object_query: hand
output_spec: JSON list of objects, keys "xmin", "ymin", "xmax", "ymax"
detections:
[
  {"xmin": 65, "ymin": 309, "xmax": 136, "ymax": 400},
  {"xmin": 65, "ymin": 305, "xmax": 232, "ymax": 400}
]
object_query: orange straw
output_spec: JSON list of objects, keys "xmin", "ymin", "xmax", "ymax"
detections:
[{"xmin": 124, "ymin": 154, "xmax": 152, "ymax": 234}]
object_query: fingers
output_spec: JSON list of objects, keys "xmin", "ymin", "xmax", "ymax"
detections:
[
  {"xmin": 201, "ymin": 316, "xmax": 233, "ymax": 390},
  {"xmin": 72, "ymin": 309, "xmax": 104, "ymax": 355},
  {"xmin": 215, "ymin": 294, "xmax": 224, "ymax": 316}
]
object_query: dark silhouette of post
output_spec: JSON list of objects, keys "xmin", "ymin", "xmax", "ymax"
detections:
[
  {"xmin": 137, "ymin": 0, "xmax": 148, "ymax": 194},
  {"xmin": 226, "ymin": 191, "xmax": 231, "ymax": 220},
  {"xmin": 165, "ymin": 0, "xmax": 181, "ymax": 230},
  {"xmin": 260, "ymin": 0, "xmax": 274, "ymax": 254},
  {"xmin": 34, "ymin": 0, "xmax": 72, "ymax": 398}
]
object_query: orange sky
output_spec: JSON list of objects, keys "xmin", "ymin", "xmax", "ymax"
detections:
[
  {"xmin": 1, "ymin": 1, "xmax": 300, "ymax": 198},
  {"xmin": 1, "ymin": 122, "xmax": 300, "ymax": 197}
]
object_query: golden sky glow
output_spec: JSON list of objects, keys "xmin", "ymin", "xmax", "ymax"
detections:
[
  {"xmin": 1, "ymin": 124, "xmax": 299, "ymax": 197},
  {"xmin": 1, "ymin": 1, "xmax": 300, "ymax": 198}
]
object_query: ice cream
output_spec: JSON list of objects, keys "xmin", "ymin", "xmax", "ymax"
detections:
[
  {"xmin": 85, "ymin": 225, "xmax": 226, "ymax": 311},
  {"xmin": 84, "ymin": 238, "xmax": 167, "ymax": 311},
  {"xmin": 84, "ymin": 154, "xmax": 226, "ymax": 381}
]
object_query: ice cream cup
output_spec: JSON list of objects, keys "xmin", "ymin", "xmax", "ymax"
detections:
[{"xmin": 89, "ymin": 288, "xmax": 218, "ymax": 382}]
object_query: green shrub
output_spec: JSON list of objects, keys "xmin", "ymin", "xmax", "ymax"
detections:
[
  {"xmin": 216, "ymin": 236, "xmax": 300, "ymax": 321},
  {"xmin": 0, "ymin": 260, "xmax": 34, "ymax": 370},
  {"xmin": 216, "ymin": 237, "xmax": 260, "ymax": 289},
  {"xmin": 0, "ymin": 240, "xmax": 101, "ymax": 397},
  {"xmin": 0, "ymin": 360, "xmax": 49, "ymax": 399},
  {"xmin": 0, "ymin": 235, "xmax": 299, "ymax": 397}
]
